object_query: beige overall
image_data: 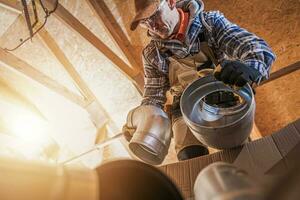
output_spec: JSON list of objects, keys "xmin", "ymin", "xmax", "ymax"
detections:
[{"xmin": 167, "ymin": 42, "xmax": 217, "ymax": 155}]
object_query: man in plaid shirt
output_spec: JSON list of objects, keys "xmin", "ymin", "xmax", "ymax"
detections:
[{"xmin": 124, "ymin": 0, "xmax": 275, "ymax": 162}]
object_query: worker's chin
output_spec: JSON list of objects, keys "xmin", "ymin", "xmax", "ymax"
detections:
[
  {"xmin": 158, "ymin": 33, "xmax": 170, "ymax": 39},
  {"xmin": 156, "ymin": 30, "xmax": 172, "ymax": 39},
  {"xmin": 155, "ymin": 26, "xmax": 172, "ymax": 39}
]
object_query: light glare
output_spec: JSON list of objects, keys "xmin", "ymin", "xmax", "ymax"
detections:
[{"xmin": 10, "ymin": 111, "xmax": 49, "ymax": 145}]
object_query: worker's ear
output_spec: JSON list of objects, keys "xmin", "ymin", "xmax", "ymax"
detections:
[{"xmin": 167, "ymin": 0, "xmax": 176, "ymax": 9}]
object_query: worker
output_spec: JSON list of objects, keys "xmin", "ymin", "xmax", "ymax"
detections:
[{"xmin": 123, "ymin": 0, "xmax": 275, "ymax": 162}]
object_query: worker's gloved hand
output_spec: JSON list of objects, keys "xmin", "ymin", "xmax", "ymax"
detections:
[
  {"xmin": 122, "ymin": 124, "xmax": 136, "ymax": 142},
  {"xmin": 214, "ymin": 60, "xmax": 261, "ymax": 87},
  {"xmin": 122, "ymin": 106, "xmax": 139, "ymax": 142}
]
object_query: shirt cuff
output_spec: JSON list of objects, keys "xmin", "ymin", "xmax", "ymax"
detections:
[
  {"xmin": 244, "ymin": 59, "xmax": 270, "ymax": 84},
  {"xmin": 141, "ymin": 99, "xmax": 164, "ymax": 109}
]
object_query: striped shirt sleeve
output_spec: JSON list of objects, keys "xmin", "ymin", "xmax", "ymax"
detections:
[
  {"xmin": 206, "ymin": 11, "xmax": 276, "ymax": 82},
  {"xmin": 140, "ymin": 43, "xmax": 170, "ymax": 109}
]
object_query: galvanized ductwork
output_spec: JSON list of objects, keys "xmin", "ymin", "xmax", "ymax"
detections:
[
  {"xmin": 126, "ymin": 105, "xmax": 171, "ymax": 165},
  {"xmin": 180, "ymin": 74, "xmax": 255, "ymax": 149},
  {"xmin": 194, "ymin": 162, "xmax": 262, "ymax": 200}
]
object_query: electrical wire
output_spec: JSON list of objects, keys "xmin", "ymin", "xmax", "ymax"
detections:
[{"xmin": 4, "ymin": 0, "xmax": 59, "ymax": 52}]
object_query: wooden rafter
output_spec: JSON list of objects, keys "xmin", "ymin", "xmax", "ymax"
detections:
[
  {"xmin": 38, "ymin": 27, "xmax": 130, "ymax": 153},
  {"xmin": 43, "ymin": 0, "xmax": 141, "ymax": 81},
  {"xmin": 38, "ymin": 28, "xmax": 95, "ymax": 103},
  {"xmin": 0, "ymin": 0, "xmax": 144, "ymax": 92},
  {"xmin": 0, "ymin": 1, "xmax": 133, "ymax": 159},
  {"xmin": 38, "ymin": 28, "xmax": 110, "ymax": 129},
  {"xmin": 0, "ymin": 0, "xmax": 22, "ymax": 14},
  {"xmin": 86, "ymin": 0, "xmax": 143, "ymax": 71},
  {"xmin": 0, "ymin": 48, "xmax": 87, "ymax": 108},
  {"xmin": 259, "ymin": 61, "xmax": 300, "ymax": 86}
]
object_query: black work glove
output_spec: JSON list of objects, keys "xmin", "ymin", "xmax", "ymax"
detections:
[
  {"xmin": 122, "ymin": 106, "xmax": 139, "ymax": 142},
  {"xmin": 214, "ymin": 60, "xmax": 261, "ymax": 87}
]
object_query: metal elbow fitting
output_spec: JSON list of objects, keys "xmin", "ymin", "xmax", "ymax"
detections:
[{"xmin": 126, "ymin": 105, "xmax": 171, "ymax": 165}]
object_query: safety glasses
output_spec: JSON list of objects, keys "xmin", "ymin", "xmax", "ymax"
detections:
[
  {"xmin": 140, "ymin": 10, "xmax": 162, "ymax": 28},
  {"xmin": 139, "ymin": 1, "xmax": 166, "ymax": 30}
]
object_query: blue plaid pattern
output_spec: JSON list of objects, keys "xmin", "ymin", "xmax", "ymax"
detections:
[{"xmin": 141, "ymin": 11, "xmax": 276, "ymax": 108}]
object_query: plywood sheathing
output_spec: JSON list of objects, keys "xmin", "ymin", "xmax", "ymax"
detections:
[{"xmin": 108, "ymin": 0, "xmax": 300, "ymax": 136}]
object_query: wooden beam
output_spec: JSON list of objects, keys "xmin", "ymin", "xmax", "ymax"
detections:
[
  {"xmin": 86, "ymin": 0, "xmax": 143, "ymax": 71},
  {"xmin": 38, "ymin": 28, "xmax": 129, "ymax": 147},
  {"xmin": 0, "ymin": 48, "xmax": 87, "ymax": 108},
  {"xmin": 0, "ymin": 0, "xmax": 22, "ymax": 13},
  {"xmin": 259, "ymin": 61, "xmax": 300, "ymax": 86},
  {"xmin": 39, "ymin": 28, "xmax": 126, "ymax": 131},
  {"xmin": 1, "ymin": 0, "xmax": 144, "ymax": 93},
  {"xmin": 43, "ymin": 0, "xmax": 140, "ymax": 82},
  {"xmin": 38, "ymin": 28, "xmax": 95, "ymax": 102}
]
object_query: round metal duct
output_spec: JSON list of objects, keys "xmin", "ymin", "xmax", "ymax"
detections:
[{"xmin": 180, "ymin": 75, "xmax": 255, "ymax": 149}]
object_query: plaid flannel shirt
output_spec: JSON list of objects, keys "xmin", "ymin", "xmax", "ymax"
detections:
[{"xmin": 141, "ymin": 11, "xmax": 276, "ymax": 109}]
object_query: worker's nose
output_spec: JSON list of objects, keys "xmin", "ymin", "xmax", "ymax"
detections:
[
  {"xmin": 148, "ymin": 19, "xmax": 163, "ymax": 33},
  {"xmin": 149, "ymin": 23, "xmax": 160, "ymax": 32}
]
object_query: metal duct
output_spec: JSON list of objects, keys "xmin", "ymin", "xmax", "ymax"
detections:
[
  {"xmin": 181, "ymin": 74, "xmax": 255, "ymax": 149},
  {"xmin": 126, "ymin": 105, "xmax": 171, "ymax": 165},
  {"xmin": 194, "ymin": 162, "xmax": 262, "ymax": 200}
]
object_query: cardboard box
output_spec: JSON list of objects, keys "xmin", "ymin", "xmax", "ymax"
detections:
[{"xmin": 159, "ymin": 118, "xmax": 300, "ymax": 200}]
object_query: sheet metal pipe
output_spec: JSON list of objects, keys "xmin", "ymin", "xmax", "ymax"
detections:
[
  {"xmin": 181, "ymin": 74, "xmax": 255, "ymax": 149},
  {"xmin": 126, "ymin": 105, "xmax": 172, "ymax": 165},
  {"xmin": 194, "ymin": 162, "xmax": 263, "ymax": 200}
]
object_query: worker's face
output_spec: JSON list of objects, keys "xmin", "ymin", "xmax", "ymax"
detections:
[{"xmin": 139, "ymin": 0, "xmax": 178, "ymax": 39}]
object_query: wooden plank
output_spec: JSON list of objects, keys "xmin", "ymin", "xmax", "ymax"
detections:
[
  {"xmin": 132, "ymin": 72, "xmax": 144, "ymax": 94},
  {"xmin": 43, "ymin": 0, "xmax": 140, "ymax": 82},
  {"xmin": 0, "ymin": 0, "xmax": 22, "ymax": 13},
  {"xmin": 37, "ymin": 29, "xmax": 124, "ymax": 157},
  {"xmin": 38, "ymin": 28, "xmax": 95, "ymax": 102},
  {"xmin": 38, "ymin": 28, "xmax": 111, "ymax": 129},
  {"xmin": 86, "ymin": 0, "xmax": 143, "ymax": 71},
  {"xmin": 259, "ymin": 61, "xmax": 300, "ymax": 86},
  {"xmin": 0, "ymin": 48, "xmax": 87, "ymax": 108}
]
